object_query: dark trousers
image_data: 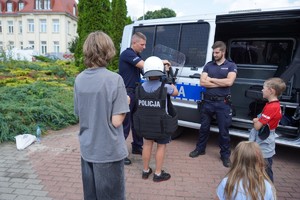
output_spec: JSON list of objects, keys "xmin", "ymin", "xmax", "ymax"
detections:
[
  {"xmin": 123, "ymin": 91, "xmax": 143, "ymax": 150},
  {"xmin": 265, "ymin": 157, "xmax": 274, "ymax": 182},
  {"xmin": 81, "ymin": 157, "xmax": 125, "ymax": 200},
  {"xmin": 196, "ymin": 100, "xmax": 232, "ymax": 159}
]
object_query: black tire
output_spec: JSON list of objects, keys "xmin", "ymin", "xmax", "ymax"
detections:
[{"xmin": 171, "ymin": 126, "xmax": 184, "ymax": 139}]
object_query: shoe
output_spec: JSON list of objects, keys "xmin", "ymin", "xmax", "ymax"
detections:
[
  {"xmin": 132, "ymin": 148, "xmax": 143, "ymax": 155},
  {"xmin": 189, "ymin": 149, "xmax": 205, "ymax": 158},
  {"xmin": 153, "ymin": 170, "xmax": 171, "ymax": 182},
  {"xmin": 142, "ymin": 167, "xmax": 152, "ymax": 179},
  {"xmin": 221, "ymin": 157, "xmax": 231, "ymax": 168},
  {"xmin": 124, "ymin": 157, "xmax": 132, "ymax": 165}
]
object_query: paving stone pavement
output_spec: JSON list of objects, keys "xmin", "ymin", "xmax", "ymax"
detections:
[{"xmin": 1, "ymin": 124, "xmax": 300, "ymax": 200}]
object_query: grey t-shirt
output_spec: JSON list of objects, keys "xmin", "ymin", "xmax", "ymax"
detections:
[
  {"xmin": 74, "ymin": 67, "xmax": 129, "ymax": 163},
  {"xmin": 249, "ymin": 128, "xmax": 276, "ymax": 158},
  {"xmin": 142, "ymin": 79, "xmax": 174, "ymax": 94}
]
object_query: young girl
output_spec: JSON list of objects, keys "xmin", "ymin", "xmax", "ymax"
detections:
[{"xmin": 216, "ymin": 141, "xmax": 277, "ymax": 200}]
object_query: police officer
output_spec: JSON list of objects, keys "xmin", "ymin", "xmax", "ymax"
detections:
[
  {"xmin": 189, "ymin": 41, "xmax": 237, "ymax": 168},
  {"xmin": 119, "ymin": 32, "xmax": 171, "ymax": 165},
  {"xmin": 119, "ymin": 32, "xmax": 146, "ymax": 165}
]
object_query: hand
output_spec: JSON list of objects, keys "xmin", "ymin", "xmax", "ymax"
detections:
[
  {"xmin": 253, "ymin": 118, "xmax": 259, "ymax": 123},
  {"xmin": 127, "ymin": 95, "xmax": 130, "ymax": 105},
  {"xmin": 162, "ymin": 60, "xmax": 171, "ymax": 71}
]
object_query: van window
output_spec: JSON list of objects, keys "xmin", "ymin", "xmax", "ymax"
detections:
[
  {"xmin": 134, "ymin": 22, "xmax": 209, "ymax": 67},
  {"xmin": 229, "ymin": 39, "xmax": 295, "ymax": 66}
]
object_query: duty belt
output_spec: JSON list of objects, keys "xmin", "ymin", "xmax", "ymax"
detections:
[{"xmin": 204, "ymin": 95, "xmax": 228, "ymax": 101}]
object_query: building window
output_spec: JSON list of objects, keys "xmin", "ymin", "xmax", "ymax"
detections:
[
  {"xmin": 73, "ymin": 24, "xmax": 77, "ymax": 34},
  {"xmin": 28, "ymin": 19, "xmax": 34, "ymax": 32},
  {"xmin": 67, "ymin": 21, "xmax": 71, "ymax": 34},
  {"xmin": 19, "ymin": 2, "xmax": 24, "ymax": 11},
  {"xmin": 73, "ymin": 5, "xmax": 76, "ymax": 16},
  {"xmin": 29, "ymin": 41, "xmax": 34, "ymax": 49},
  {"xmin": 52, "ymin": 19, "xmax": 59, "ymax": 33},
  {"xmin": 41, "ymin": 41, "xmax": 47, "ymax": 54},
  {"xmin": 8, "ymin": 41, "xmax": 14, "ymax": 50},
  {"xmin": 35, "ymin": 0, "xmax": 41, "ymax": 9},
  {"xmin": 53, "ymin": 41, "xmax": 59, "ymax": 53},
  {"xmin": 45, "ymin": 0, "xmax": 51, "ymax": 10},
  {"xmin": 20, "ymin": 42, "xmax": 23, "ymax": 49},
  {"xmin": 40, "ymin": 19, "xmax": 47, "ymax": 33},
  {"xmin": 19, "ymin": 21, "xmax": 23, "ymax": 34},
  {"xmin": 35, "ymin": 0, "xmax": 51, "ymax": 10},
  {"xmin": 7, "ymin": 2, "xmax": 13, "ymax": 12},
  {"xmin": 0, "ymin": 21, "xmax": 2, "ymax": 33},
  {"xmin": 8, "ymin": 21, "xmax": 14, "ymax": 34}
]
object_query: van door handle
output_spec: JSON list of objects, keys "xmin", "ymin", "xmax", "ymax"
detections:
[{"xmin": 189, "ymin": 73, "xmax": 200, "ymax": 79}]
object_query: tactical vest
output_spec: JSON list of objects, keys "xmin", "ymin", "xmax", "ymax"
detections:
[{"xmin": 133, "ymin": 82, "xmax": 178, "ymax": 140}]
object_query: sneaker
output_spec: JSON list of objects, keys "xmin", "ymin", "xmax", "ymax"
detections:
[
  {"xmin": 153, "ymin": 170, "xmax": 171, "ymax": 182},
  {"xmin": 189, "ymin": 149, "xmax": 205, "ymax": 158},
  {"xmin": 221, "ymin": 157, "xmax": 231, "ymax": 168},
  {"xmin": 132, "ymin": 148, "xmax": 143, "ymax": 155},
  {"xmin": 124, "ymin": 157, "xmax": 132, "ymax": 165},
  {"xmin": 142, "ymin": 167, "xmax": 152, "ymax": 179}
]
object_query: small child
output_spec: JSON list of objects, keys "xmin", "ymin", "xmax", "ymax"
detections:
[
  {"xmin": 216, "ymin": 141, "xmax": 276, "ymax": 199},
  {"xmin": 249, "ymin": 77, "xmax": 286, "ymax": 182},
  {"xmin": 134, "ymin": 56, "xmax": 178, "ymax": 182}
]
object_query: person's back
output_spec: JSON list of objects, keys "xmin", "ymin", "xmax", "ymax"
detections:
[
  {"xmin": 216, "ymin": 141, "xmax": 276, "ymax": 200},
  {"xmin": 133, "ymin": 56, "xmax": 178, "ymax": 182},
  {"xmin": 74, "ymin": 31, "xmax": 129, "ymax": 200}
]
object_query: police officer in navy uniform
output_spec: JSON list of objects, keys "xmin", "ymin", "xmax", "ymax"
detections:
[
  {"xmin": 119, "ymin": 32, "xmax": 146, "ymax": 165},
  {"xmin": 119, "ymin": 32, "xmax": 171, "ymax": 165},
  {"xmin": 189, "ymin": 41, "xmax": 237, "ymax": 168}
]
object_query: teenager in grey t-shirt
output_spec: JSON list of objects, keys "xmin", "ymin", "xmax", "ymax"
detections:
[{"xmin": 74, "ymin": 67, "xmax": 129, "ymax": 162}]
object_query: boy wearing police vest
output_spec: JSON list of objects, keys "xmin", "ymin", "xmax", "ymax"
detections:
[{"xmin": 133, "ymin": 56, "xmax": 178, "ymax": 182}]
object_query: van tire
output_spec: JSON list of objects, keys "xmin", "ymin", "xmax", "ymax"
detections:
[{"xmin": 171, "ymin": 126, "xmax": 184, "ymax": 139}]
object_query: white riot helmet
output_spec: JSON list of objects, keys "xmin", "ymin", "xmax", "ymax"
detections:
[{"xmin": 143, "ymin": 56, "xmax": 165, "ymax": 78}]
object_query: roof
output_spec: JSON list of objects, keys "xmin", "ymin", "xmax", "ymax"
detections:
[{"xmin": 0, "ymin": 0, "xmax": 78, "ymax": 17}]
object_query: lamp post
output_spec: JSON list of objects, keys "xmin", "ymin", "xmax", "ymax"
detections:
[{"xmin": 143, "ymin": 0, "xmax": 145, "ymax": 20}]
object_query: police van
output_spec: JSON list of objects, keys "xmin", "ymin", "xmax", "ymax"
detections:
[{"xmin": 120, "ymin": 8, "xmax": 300, "ymax": 148}]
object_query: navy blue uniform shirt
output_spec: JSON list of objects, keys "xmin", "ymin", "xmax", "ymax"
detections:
[
  {"xmin": 202, "ymin": 59, "xmax": 237, "ymax": 96},
  {"xmin": 119, "ymin": 48, "xmax": 143, "ymax": 89}
]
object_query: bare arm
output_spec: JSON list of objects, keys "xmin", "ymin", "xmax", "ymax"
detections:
[
  {"xmin": 207, "ymin": 72, "xmax": 237, "ymax": 87},
  {"xmin": 170, "ymin": 84, "xmax": 178, "ymax": 96},
  {"xmin": 200, "ymin": 72, "xmax": 220, "ymax": 88},
  {"xmin": 136, "ymin": 60, "xmax": 144, "ymax": 69},
  {"xmin": 253, "ymin": 117, "xmax": 263, "ymax": 130},
  {"xmin": 112, "ymin": 113, "xmax": 126, "ymax": 128},
  {"xmin": 112, "ymin": 95, "xmax": 130, "ymax": 128}
]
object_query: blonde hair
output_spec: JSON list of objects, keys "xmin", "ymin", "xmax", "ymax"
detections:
[
  {"xmin": 264, "ymin": 77, "xmax": 286, "ymax": 97},
  {"xmin": 83, "ymin": 31, "xmax": 116, "ymax": 68},
  {"xmin": 224, "ymin": 141, "xmax": 276, "ymax": 200}
]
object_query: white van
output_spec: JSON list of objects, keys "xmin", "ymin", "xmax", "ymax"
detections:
[{"xmin": 120, "ymin": 8, "xmax": 300, "ymax": 148}]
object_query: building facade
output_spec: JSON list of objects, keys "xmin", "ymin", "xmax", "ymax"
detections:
[{"xmin": 0, "ymin": 0, "xmax": 78, "ymax": 55}]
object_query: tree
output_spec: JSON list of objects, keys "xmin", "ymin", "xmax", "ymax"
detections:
[
  {"xmin": 110, "ymin": 0, "xmax": 132, "ymax": 71},
  {"xmin": 75, "ymin": 0, "xmax": 111, "ymax": 70},
  {"xmin": 68, "ymin": 36, "xmax": 78, "ymax": 53},
  {"xmin": 138, "ymin": 8, "xmax": 176, "ymax": 20}
]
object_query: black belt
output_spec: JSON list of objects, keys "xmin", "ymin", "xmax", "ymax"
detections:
[
  {"xmin": 126, "ymin": 88, "xmax": 135, "ymax": 93},
  {"xmin": 204, "ymin": 95, "xmax": 227, "ymax": 101}
]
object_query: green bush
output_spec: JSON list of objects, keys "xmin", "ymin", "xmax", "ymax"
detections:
[{"xmin": 0, "ymin": 60, "xmax": 79, "ymax": 143}]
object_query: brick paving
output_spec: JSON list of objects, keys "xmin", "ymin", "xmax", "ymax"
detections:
[{"xmin": 1, "ymin": 124, "xmax": 300, "ymax": 200}]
